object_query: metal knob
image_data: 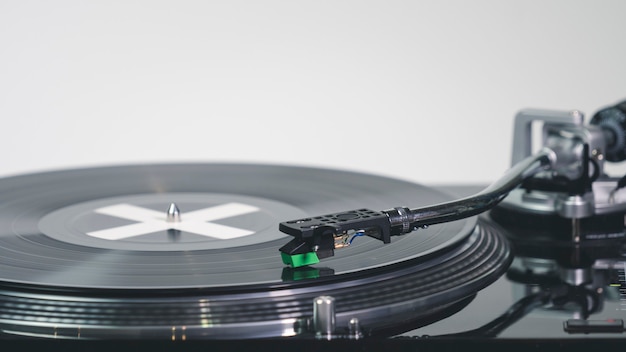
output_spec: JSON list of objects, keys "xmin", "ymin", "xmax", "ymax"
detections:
[{"xmin": 313, "ymin": 296, "xmax": 335, "ymax": 338}]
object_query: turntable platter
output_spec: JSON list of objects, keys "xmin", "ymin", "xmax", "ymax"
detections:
[{"xmin": 0, "ymin": 164, "xmax": 511, "ymax": 339}]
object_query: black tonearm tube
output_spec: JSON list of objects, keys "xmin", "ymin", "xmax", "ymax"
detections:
[
  {"xmin": 278, "ymin": 148, "xmax": 556, "ymax": 267},
  {"xmin": 279, "ymin": 102, "xmax": 626, "ymax": 267}
]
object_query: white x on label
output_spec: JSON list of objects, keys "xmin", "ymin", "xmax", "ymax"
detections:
[{"xmin": 86, "ymin": 202, "xmax": 260, "ymax": 241}]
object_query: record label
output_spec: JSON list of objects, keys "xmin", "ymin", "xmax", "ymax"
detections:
[{"xmin": 39, "ymin": 193, "xmax": 302, "ymax": 251}]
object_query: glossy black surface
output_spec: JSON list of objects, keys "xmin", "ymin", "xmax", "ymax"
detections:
[{"xmin": 403, "ymin": 186, "xmax": 626, "ymax": 340}]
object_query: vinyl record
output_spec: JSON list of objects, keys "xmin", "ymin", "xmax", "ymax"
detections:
[{"xmin": 0, "ymin": 164, "xmax": 511, "ymax": 339}]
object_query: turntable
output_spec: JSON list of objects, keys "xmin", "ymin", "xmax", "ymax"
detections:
[{"xmin": 1, "ymin": 101, "xmax": 626, "ymax": 350}]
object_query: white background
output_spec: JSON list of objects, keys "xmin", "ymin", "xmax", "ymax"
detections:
[{"xmin": 1, "ymin": 0, "xmax": 626, "ymax": 185}]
